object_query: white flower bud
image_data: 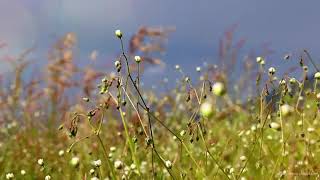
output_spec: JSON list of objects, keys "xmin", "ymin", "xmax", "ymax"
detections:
[{"xmin": 115, "ymin": 30, "xmax": 122, "ymax": 38}]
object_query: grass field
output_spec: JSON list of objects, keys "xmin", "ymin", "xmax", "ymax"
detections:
[{"xmin": 1, "ymin": 29, "xmax": 320, "ymax": 180}]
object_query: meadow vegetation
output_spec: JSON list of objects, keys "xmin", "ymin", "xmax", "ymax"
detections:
[{"xmin": 1, "ymin": 27, "xmax": 320, "ymax": 179}]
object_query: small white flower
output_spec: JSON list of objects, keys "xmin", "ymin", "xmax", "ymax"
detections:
[
  {"xmin": 38, "ymin": 158, "xmax": 44, "ymax": 166},
  {"xmin": 268, "ymin": 67, "xmax": 276, "ymax": 75},
  {"xmin": 279, "ymin": 80, "xmax": 286, "ymax": 86},
  {"xmin": 92, "ymin": 159, "xmax": 102, "ymax": 167},
  {"xmin": 115, "ymin": 30, "xmax": 122, "ymax": 38},
  {"xmin": 134, "ymin": 56, "xmax": 141, "ymax": 63},
  {"xmin": 175, "ymin": 65, "xmax": 180, "ymax": 70},
  {"xmin": 114, "ymin": 160, "xmax": 123, "ymax": 169},
  {"xmin": 212, "ymin": 82, "xmax": 226, "ymax": 96},
  {"xmin": 269, "ymin": 122, "xmax": 281, "ymax": 131},
  {"xmin": 240, "ymin": 156, "xmax": 247, "ymax": 161},
  {"xmin": 91, "ymin": 177, "xmax": 99, "ymax": 180},
  {"xmin": 196, "ymin": 66, "xmax": 201, "ymax": 72},
  {"xmin": 280, "ymin": 104, "xmax": 293, "ymax": 117},
  {"xmin": 70, "ymin": 156, "xmax": 80, "ymax": 167},
  {"xmin": 289, "ymin": 78, "xmax": 296, "ymax": 84},
  {"xmin": 315, "ymin": 72, "xmax": 320, "ymax": 80},
  {"xmin": 110, "ymin": 146, "xmax": 116, "ymax": 152},
  {"xmin": 180, "ymin": 130, "xmax": 186, "ymax": 137},
  {"xmin": 21, "ymin": 170, "xmax": 26, "ymax": 175},
  {"xmin": 200, "ymin": 102, "xmax": 214, "ymax": 118},
  {"xmin": 165, "ymin": 160, "xmax": 172, "ymax": 169},
  {"xmin": 6, "ymin": 173, "xmax": 14, "ymax": 179},
  {"xmin": 307, "ymin": 127, "xmax": 315, "ymax": 133},
  {"xmin": 58, "ymin": 150, "xmax": 65, "ymax": 156},
  {"xmin": 256, "ymin": 56, "xmax": 264, "ymax": 63},
  {"xmin": 45, "ymin": 175, "xmax": 51, "ymax": 180},
  {"xmin": 114, "ymin": 60, "xmax": 121, "ymax": 69},
  {"xmin": 90, "ymin": 169, "xmax": 95, "ymax": 175},
  {"xmin": 130, "ymin": 163, "xmax": 136, "ymax": 170}
]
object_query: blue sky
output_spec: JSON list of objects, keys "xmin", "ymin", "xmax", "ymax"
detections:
[{"xmin": 1, "ymin": 0, "xmax": 320, "ymax": 86}]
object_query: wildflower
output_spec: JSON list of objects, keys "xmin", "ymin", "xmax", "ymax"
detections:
[
  {"xmin": 6, "ymin": 173, "xmax": 14, "ymax": 179},
  {"xmin": 45, "ymin": 175, "xmax": 51, "ymax": 180},
  {"xmin": 130, "ymin": 163, "xmax": 136, "ymax": 170},
  {"xmin": 90, "ymin": 169, "xmax": 95, "ymax": 175},
  {"xmin": 38, "ymin": 158, "xmax": 44, "ymax": 166},
  {"xmin": 269, "ymin": 122, "xmax": 281, "ymax": 131},
  {"xmin": 70, "ymin": 156, "xmax": 80, "ymax": 167},
  {"xmin": 115, "ymin": 60, "xmax": 121, "ymax": 72},
  {"xmin": 91, "ymin": 177, "xmax": 99, "ymax": 180},
  {"xmin": 256, "ymin": 56, "xmax": 264, "ymax": 63},
  {"xmin": 279, "ymin": 80, "xmax": 286, "ymax": 86},
  {"xmin": 280, "ymin": 104, "xmax": 293, "ymax": 117},
  {"xmin": 212, "ymin": 82, "xmax": 226, "ymax": 96},
  {"xmin": 289, "ymin": 78, "xmax": 296, "ymax": 84},
  {"xmin": 58, "ymin": 150, "xmax": 65, "ymax": 156},
  {"xmin": 314, "ymin": 72, "xmax": 320, "ymax": 80},
  {"xmin": 268, "ymin": 67, "xmax": 276, "ymax": 75},
  {"xmin": 110, "ymin": 146, "xmax": 116, "ymax": 152},
  {"xmin": 82, "ymin": 97, "xmax": 90, "ymax": 102},
  {"xmin": 180, "ymin": 130, "xmax": 186, "ymax": 137},
  {"xmin": 307, "ymin": 127, "xmax": 315, "ymax": 133},
  {"xmin": 115, "ymin": 30, "xmax": 122, "ymax": 38},
  {"xmin": 114, "ymin": 160, "xmax": 123, "ymax": 169},
  {"xmin": 240, "ymin": 156, "xmax": 247, "ymax": 161},
  {"xmin": 196, "ymin": 66, "xmax": 201, "ymax": 72},
  {"xmin": 200, "ymin": 102, "xmax": 213, "ymax": 118},
  {"xmin": 134, "ymin": 56, "xmax": 141, "ymax": 63},
  {"xmin": 175, "ymin": 65, "xmax": 180, "ymax": 70},
  {"xmin": 92, "ymin": 159, "xmax": 102, "ymax": 168},
  {"xmin": 21, "ymin": 170, "xmax": 26, "ymax": 175},
  {"xmin": 165, "ymin": 160, "xmax": 172, "ymax": 169}
]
